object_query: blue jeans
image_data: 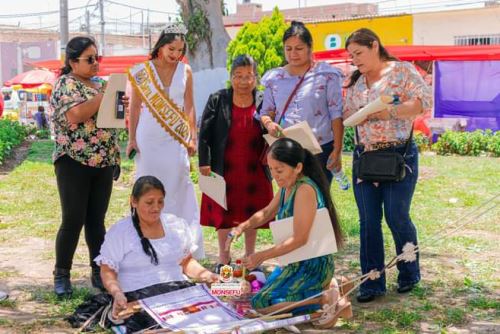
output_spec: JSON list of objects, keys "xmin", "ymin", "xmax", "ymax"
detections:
[
  {"xmin": 352, "ymin": 142, "xmax": 421, "ymax": 296},
  {"xmin": 317, "ymin": 141, "xmax": 334, "ymax": 184}
]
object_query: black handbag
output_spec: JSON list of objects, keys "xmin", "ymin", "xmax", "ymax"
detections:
[{"xmin": 354, "ymin": 125, "xmax": 413, "ymax": 182}]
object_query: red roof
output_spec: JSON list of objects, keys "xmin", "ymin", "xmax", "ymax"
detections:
[{"xmin": 314, "ymin": 45, "xmax": 500, "ymax": 63}]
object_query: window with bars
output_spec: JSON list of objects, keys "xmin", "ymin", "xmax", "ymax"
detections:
[{"xmin": 454, "ymin": 34, "xmax": 500, "ymax": 46}]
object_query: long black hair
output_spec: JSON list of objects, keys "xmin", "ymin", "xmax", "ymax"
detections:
[
  {"xmin": 283, "ymin": 20, "xmax": 313, "ymax": 48},
  {"xmin": 130, "ymin": 176, "xmax": 166, "ymax": 265},
  {"xmin": 269, "ymin": 138, "xmax": 344, "ymax": 248},
  {"xmin": 345, "ymin": 28, "xmax": 399, "ymax": 88},
  {"xmin": 60, "ymin": 36, "xmax": 97, "ymax": 75},
  {"xmin": 150, "ymin": 31, "xmax": 187, "ymax": 60}
]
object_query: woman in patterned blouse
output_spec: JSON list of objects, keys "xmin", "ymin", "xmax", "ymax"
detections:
[
  {"xmin": 259, "ymin": 21, "xmax": 344, "ymax": 183},
  {"xmin": 343, "ymin": 28, "xmax": 432, "ymax": 303},
  {"xmin": 50, "ymin": 36, "xmax": 127, "ymax": 297}
]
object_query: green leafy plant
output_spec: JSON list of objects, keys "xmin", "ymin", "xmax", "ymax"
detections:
[
  {"xmin": 432, "ymin": 129, "xmax": 499, "ymax": 156},
  {"xmin": 0, "ymin": 120, "xmax": 28, "ymax": 164},
  {"xmin": 343, "ymin": 127, "xmax": 355, "ymax": 152},
  {"xmin": 414, "ymin": 132, "xmax": 430, "ymax": 152},
  {"xmin": 226, "ymin": 7, "xmax": 287, "ymax": 79},
  {"xmin": 179, "ymin": 1, "xmax": 211, "ymax": 58}
]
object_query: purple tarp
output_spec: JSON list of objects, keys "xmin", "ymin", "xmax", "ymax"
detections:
[{"xmin": 434, "ymin": 61, "xmax": 500, "ymax": 131}]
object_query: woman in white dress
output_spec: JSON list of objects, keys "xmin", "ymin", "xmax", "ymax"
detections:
[
  {"xmin": 95, "ymin": 176, "xmax": 218, "ymax": 332},
  {"xmin": 127, "ymin": 22, "xmax": 204, "ymax": 259}
]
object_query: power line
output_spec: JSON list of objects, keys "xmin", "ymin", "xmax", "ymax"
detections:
[
  {"xmin": 104, "ymin": 0, "xmax": 179, "ymax": 16},
  {"xmin": 0, "ymin": 5, "xmax": 91, "ymax": 19}
]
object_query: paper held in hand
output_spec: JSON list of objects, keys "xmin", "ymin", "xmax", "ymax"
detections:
[
  {"xmin": 343, "ymin": 95, "xmax": 394, "ymax": 127},
  {"xmin": 199, "ymin": 172, "xmax": 227, "ymax": 210},
  {"xmin": 263, "ymin": 121, "xmax": 322, "ymax": 154},
  {"xmin": 269, "ymin": 208, "xmax": 337, "ymax": 266},
  {"xmin": 96, "ymin": 73, "xmax": 127, "ymax": 128}
]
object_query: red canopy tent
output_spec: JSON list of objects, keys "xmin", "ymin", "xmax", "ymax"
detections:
[
  {"xmin": 29, "ymin": 55, "xmax": 150, "ymax": 77},
  {"xmin": 314, "ymin": 45, "xmax": 500, "ymax": 63},
  {"xmin": 4, "ymin": 69, "xmax": 57, "ymax": 88},
  {"xmin": 314, "ymin": 45, "xmax": 500, "ymax": 137}
]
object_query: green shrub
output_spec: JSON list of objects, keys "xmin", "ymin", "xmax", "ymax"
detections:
[
  {"xmin": 35, "ymin": 129, "xmax": 51, "ymax": 139},
  {"xmin": 226, "ymin": 7, "xmax": 287, "ymax": 79},
  {"xmin": 343, "ymin": 127, "xmax": 355, "ymax": 152},
  {"xmin": 0, "ymin": 120, "xmax": 28, "ymax": 164},
  {"xmin": 414, "ymin": 132, "xmax": 430, "ymax": 152},
  {"xmin": 432, "ymin": 129, "xmax": 499, "ymax": 157},
  {"xmin": 117, "ymin": 129, "xmax": 129, "ymax": 142}
]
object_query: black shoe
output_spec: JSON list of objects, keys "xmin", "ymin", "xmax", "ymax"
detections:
[
  {"xmin": 356, "ymin": 293, "xmax": 376, "ymax": 303},
  {"xmin": 53, "ymin": 268, "xmax": 72, "ymax": 298},
  {"xmin": 397, "ymin": 283, "xmax": 415, "ymax": 294},
  {"xmin": 91, "ymin": 267, "xmax": 105, "ymax": 292}
]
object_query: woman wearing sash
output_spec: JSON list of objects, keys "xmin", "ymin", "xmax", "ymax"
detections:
[{"xmin": 127, "ymin": 22, "xmax": 204, "ymax": 259}]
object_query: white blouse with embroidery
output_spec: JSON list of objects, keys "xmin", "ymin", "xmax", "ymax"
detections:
[{"xmin": 94, "ymin": 213, "xmax": 198, "ymax": 292}]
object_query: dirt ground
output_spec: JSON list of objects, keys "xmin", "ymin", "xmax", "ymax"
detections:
[{"xmin": 0, "ymin": 143, "xmax": 498, "ymax": 333}]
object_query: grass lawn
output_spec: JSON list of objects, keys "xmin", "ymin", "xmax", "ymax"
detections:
[{"xmin": 0, "ymin": 140, "xmax": 498, "ymax": 333}]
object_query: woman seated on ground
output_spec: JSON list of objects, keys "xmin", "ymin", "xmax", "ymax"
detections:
[
  {"xmin": 95, "ymin": 175, "xmax": 218, "ymax": 332},
  {"xmin": 227, "ymin": 138, "xmax": 352, "ymax": 328}
]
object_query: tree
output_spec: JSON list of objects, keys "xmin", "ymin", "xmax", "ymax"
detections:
[
  {"xmin": 226, "ymin": 8, "xmax": 288, "ymax": 77},
  {"xmin": 176, "ymin": 0, "xmax": 230, "ymax": 72}
]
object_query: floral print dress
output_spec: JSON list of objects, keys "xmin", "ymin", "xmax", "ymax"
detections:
[
  {"xmin": 251, "ymin": 176, "xmax": 334, "ymax": 315},
  {"xmin": 343, "ymin": 61, "xmax": 432, "ymax": 149},
  {"xmin": 50, "ymin": 75, "xmax": 120, "ymax": 167}
]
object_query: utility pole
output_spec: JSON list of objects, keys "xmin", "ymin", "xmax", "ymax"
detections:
[
  {"xmin": 60, "ymin": 0, "xmax": 69, "ymax": 59},
  {"xmin": 141, "ymin": 10, "xmax": 145, "ymax": 49},
  {"xmin": 99, "ymin": 0, "xmax": 105, "ymax": 55},
  {"xmin": 147, "ymin": 8, "xmax": 151, "ymax": 51},
  {"xmin": 85, "ymin": 10, "xmax": 91, "ymax": 34}
]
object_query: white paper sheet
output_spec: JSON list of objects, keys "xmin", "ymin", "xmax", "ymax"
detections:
[
  {"xmin": 343, "ymin": 95, "xmax": 393, "ymax": 127},
  {"xmin": 198, "ymin": 172, "xmax": 227, "ymax": 210},
  {"xmin": 263, "ymin": 121, "xmax": 323, "ymax": 154},
  {"xmin": 96, "ymin": 73, "xmax": 127, "ymax": 128},
  {"xmin": 270, "ymin": 208, "xmax": 337, "ymax": 265}
]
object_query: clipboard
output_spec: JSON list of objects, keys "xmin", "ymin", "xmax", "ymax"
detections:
[
  {"xmin": 96, "ymin": 73, "xmax": 127, "ymax": 128},
  {"xmin": 269, "ymin": 208, "xmax": 337, "ymax": 265},
  {"xmin": 343, "ymin": 95, "xmax": 393, "ymax": 127},
  {"xmin": 263, "ymin": 121, "xmax": 323, "ymax": 154},
  {"xmin": 199, "ymin": 172, "xmax": 227, "ymax": 210}
]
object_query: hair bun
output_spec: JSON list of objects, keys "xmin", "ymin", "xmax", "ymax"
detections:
[{"xmin": 291, "ymin": 20, "xmax": 305, "ymax": 27}]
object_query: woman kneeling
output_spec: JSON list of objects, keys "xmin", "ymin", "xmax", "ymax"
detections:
[
  {"xmin": 95, "ymin": 176, "xmax": 217, "ymax": 332},
  {"xmin": 227, "ymin": 138, "xmax": 351, "ymax": 328}
]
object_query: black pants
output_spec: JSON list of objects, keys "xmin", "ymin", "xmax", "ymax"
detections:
[{"xmin": 54, "ymin": 155, "xmax": 113, "ymax": 270}]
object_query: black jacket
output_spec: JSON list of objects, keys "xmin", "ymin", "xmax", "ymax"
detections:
[{"xmin": 198, "ymin": 88, "xmax": 264, "ymax": 176}]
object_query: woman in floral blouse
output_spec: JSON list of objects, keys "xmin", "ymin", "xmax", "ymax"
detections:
[
  {"xmin": 343, "ymin": 28, "xmax": 432, "ymax": 303},
  {"xmin": 50, "ymin": 36, "xmax": 125, "ymax": 297}
]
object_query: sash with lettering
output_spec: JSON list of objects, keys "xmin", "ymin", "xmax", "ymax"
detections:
[{"xmin": 128, "ymin": 61, "xmax": 190, "ymax": 149}]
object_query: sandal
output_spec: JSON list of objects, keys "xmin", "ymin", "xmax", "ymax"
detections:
[
  {"xmin": 339, "ymin": 276, "xmax": 354, "ymax": 300},
  {"xmin": 312, "ymin": 279, "xmax": 353, "ymax": 329}
]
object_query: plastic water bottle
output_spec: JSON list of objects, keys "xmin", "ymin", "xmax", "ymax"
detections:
[{"xmin": 332, "ymin": 169, "xmax": 350, "ymax": 191}]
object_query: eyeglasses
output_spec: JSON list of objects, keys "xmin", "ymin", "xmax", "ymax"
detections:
[
  {"xmin": 232, "ymin": 75, "xmax": 256, "ymax": 82},
  {"xmin": 76, "ymin": 55, "xmax": 102, "ymax": 64}
]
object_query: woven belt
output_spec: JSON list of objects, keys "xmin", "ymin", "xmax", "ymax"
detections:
[{"xmin": 367, "ymin": 140, "xmax": 407, "ymax": 151}]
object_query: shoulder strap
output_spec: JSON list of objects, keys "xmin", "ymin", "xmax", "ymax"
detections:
[{"xmin": 276, "ymin": 66, "xmax": 311, "ymax": 125}]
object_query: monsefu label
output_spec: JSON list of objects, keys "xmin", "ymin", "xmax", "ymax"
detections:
[{"xmin": 210, "ymin": 283, "xmax": 242, "ymax": 296}]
